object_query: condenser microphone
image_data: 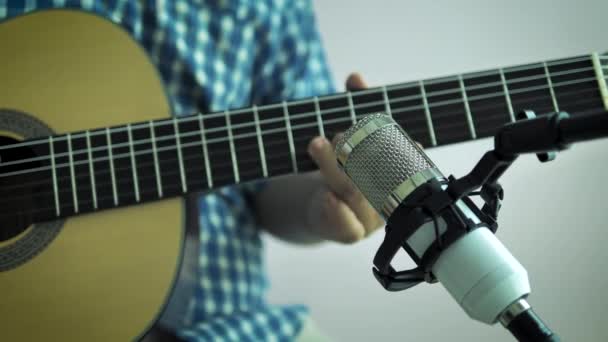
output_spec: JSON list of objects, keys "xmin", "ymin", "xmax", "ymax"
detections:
[{"xmin": 335, "ymin": 113, "xmax": 558, "ymax": 341}]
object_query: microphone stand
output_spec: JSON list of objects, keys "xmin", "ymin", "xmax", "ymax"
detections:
[
  {"xmin": 372, "ymin": 110, "xmax": 608, "ymax": 341},
  {"xmin": 479, "ymin": 110, "xmax": 607, "ymax": 341}
]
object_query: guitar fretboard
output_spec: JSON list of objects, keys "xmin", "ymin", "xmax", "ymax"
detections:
[{"xmin": 1, "ymin": 53, "xmax": 607, "ymax": 224}]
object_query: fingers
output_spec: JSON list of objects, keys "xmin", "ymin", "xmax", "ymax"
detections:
[
  {"xmin": 304, "ymin": 71, "xmax": 385, "ymax": 244},
  {"xmin": 347, "ymin": 73, "xmax": 423, "ymax": 149},
  {"xmin": 308, "ymin": 135, "xmax": 383, "ymax": 233},
  {"xmin": 322, "ymin": 191, "xmax": 366, "ymax": 243},
  {"xmin": 346, "ymin": 72, "xmax": 368, "ymax": 90},
  {"xmin": 308, "ymin": 136, "xmax": 357, "ymax": 203}
]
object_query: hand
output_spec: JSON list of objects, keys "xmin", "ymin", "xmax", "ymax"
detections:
[{"xmin": 307, "ymin": 73, "xmax": 384, "ymax": 243}]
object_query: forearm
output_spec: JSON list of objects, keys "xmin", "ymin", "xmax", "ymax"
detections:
[{"xmin": 254, "ymin": 172, "xmax": 329, "ymax": 245}]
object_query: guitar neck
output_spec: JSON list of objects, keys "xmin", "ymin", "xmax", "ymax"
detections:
[{"xmin": 3, "ymin": 52, "xmax": 608, "ymax": 223}]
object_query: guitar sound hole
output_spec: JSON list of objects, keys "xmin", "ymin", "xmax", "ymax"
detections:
[{"xmin": 0, "ymin": 135, "xmax": 37, "ymax": 242}]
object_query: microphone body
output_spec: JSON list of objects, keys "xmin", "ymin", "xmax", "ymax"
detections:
[{"xmin": 335, "ymin": 113, "xmax": 530, "ymax": 325}]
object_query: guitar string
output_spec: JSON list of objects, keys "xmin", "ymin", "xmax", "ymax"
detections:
[
  {"xmin": 0, "ymin": 74, "xmax": 597, "ymax": 176},
  {"xmin": 0, "ymin": 57, "xmax": 594, "ymax": 153},
  {"xmin": 0, "ymin": 125, "xmax": 329, "ymax": 194},
  {"xmin": 0, "ymin": 61, "xmax": 593, "ymax": 154},
  {"xmin": 0, "ymin": 124, "xmax": 330, "ymax": 213},
  {"xmin": 9, "ymin": 80, "xmax": 603, "ymax": 196},
  {"xmin": 0, "ymin": 86, "xmax": 603, "ymax": 211},
  {"xmin": 8, "ymin": 77, "xmax": 604, "ymax": 198},
  {"xmin": 0, "ymin": 76, "xmax": 600, "ymax": 180},
  {"xmin": 1, "ymin": 105, "xmax": 606, "ymax": 217},
  {"xmin": 0, "ymin": 130, "xmax": 321, "ymax": 204},
  {"xmin": 0, "ymin": 60, "xmax": 608, "ymax": 217},
  {"xmin": 0, "ymin": 65, "xmax": 596, "ymax": 173},
  {"xmin": 5, "ymin": 102, "xmax": 608, "ymax": 220},
  {"xmin": 5, "ymin": 81, "xmax": 605, "ymax": 199}
]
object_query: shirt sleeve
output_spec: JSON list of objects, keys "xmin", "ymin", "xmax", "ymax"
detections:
[{"xmin": 240, "ymin": 0, "xmax": 336, "ymax": 197}]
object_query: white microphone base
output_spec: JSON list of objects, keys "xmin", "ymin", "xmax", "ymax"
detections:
[{"xmin": 432, "ymin": 228, "xmax": 531, "ymax": 325}]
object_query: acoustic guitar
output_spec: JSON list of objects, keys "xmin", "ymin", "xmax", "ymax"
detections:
[{"xmin": 1, "ymin": 9, "xmax": 606, "ymax": 341}]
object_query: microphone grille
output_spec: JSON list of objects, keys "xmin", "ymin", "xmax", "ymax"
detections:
[{"xmin": 336, "ymin": 113, "xmax": 438, "ymax": 214}]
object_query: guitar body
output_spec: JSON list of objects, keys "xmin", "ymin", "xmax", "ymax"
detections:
[
  {"xmin": 0, "ymin": 10, "xmax": 183, "ymax": 341},
  {"xmin": 1, "ymin": 7, "xmax": 605, "ymax": 342}
]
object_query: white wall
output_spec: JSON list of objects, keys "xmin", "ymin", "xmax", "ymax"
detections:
[{"xmin": 264, "ymin": 1, "xmax": 608, "ymax": 341}]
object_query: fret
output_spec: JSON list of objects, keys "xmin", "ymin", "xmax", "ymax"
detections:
[
  {"xmin": 226, "ymin": 109, "xmax": 264, "ymax": 183},
  {"xmin": 66, "ymin": 133, "xmax": 79, "ymax": 213},
  {"xmin": 258, "ymin": 104, "xmax": 293, "ymax": 176},
  {"xmin": 424, "ymin": 77, "xmax": 471, "ymax": 145},
  {"xmin": 382, "ymin": 85, "xmax": 393, "ymax": 118},
  {"xmin": 149, "ymin": 121, "xmax": 163, "ymax": 197},
  {"xmin": 458, "ymin": 75, "xmax": 476, "ymax": 139},
  {"xmin": 283, "ymin": 101, "xmax": 298, "ymax": 173},
  {"xmin": 48, "ymin": 136, "xmax": 60, "ymax": 217},
  {"xmin": 498, "ymin": 68, "xmax": 516, "ymax": 122},
  {"xmin": 313, "ymin": 96, "xmax": 325, "ymax": 138},
  {"xmin": 350, "ymin": 88, "xmax": 385, "ymax": 117},
  {"xmin": 173, "ymin": 117, "xmax": 208, "ymax": 190},
  {"xmin": 252, "ymin": 105, "xmax": 268, "ymax": 178},
  {"xmin": 33, "ymin": 141, "xmax": 56, "ymax": 221},
  {"xmin": 543, "ymin": 62, "xmax": 560, "ymax": 112},
  {"xmin": 419, "ymin": 81, "xmax": 437, "ymax": 146},
  {"xmin": 549, "ymin": 55, "xmax": 603, "ymax": 116},
  {"xmin": 224, "ymin": 110, "xmax": 240, "ymax": 183},
  {"xmin": 591, "ymin": 53, "xmax": 608, "ymax": 110},
  {"xmin": 128, "ymin": 123, "xmax": 159, "ymax": 201},
  {"xmin": 317, "ymin": 94, "xmax": 353, "ymax": 138},
  {"xmin": 198, "ymin": 115, "xmax": 214, "ymax": 188},
  {"xmin": 108, "ymin": 127, "xmax": 138, "ymax": 205},
  {"xmin": 287, "ymin": 100, "xmax": 320, "ymax": 172},
  {"xmin": 51, "ymin": 135, "xmax": 75, "ymax": 214},
  {"xmin": 386, "ymin": 83, "xmax": 432, "ymax": 146},
  {"xmin": 154, "ymin": 119, "xmax": 188, "ymax": 194},
  {"xmin": 602, "ymin": 53, "xmax": 608, "ymax": 83},
  {"xmin": 126, "ymin": 124, "xmax": 140, "ymax": 202},
  {"xmin": 173, "ymin": 118, "xmax": 188, "ymax": 193},
  {"xmin": 347, "ymin": 91, "xmax": 357, "ymax": 124},
  {"xmin": 85, "ymin": 131, "xmax": 98, "ymax": 210},
  {"xmin": 550, "ymin": 83, "xmax": 601, "ymax": 114},
  {"xmin": 69, "ymin": 133, "xmax": 95, "ymax": 213},
  {"xmin": 504, "ymin": 62, "xmax": 555, "ymax": 115},
  {"xmin": 463, "ymin": 70, "xmax": 512, "ymax": 138},
  {"xmin": 105, "ymin": 128, "xmax": 119, "ymax": 206},
  {"xmin": 89, "ymin": 128, "xmax": 114, "ymax": 210},
  {"xmin": 198, "ymin": 112, "xmax": 235, "ymax": 187}
]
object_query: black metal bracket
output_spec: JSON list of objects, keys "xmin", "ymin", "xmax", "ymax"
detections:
[{"xmin": 371, "ymin": 110, "xmax": 576, "ymax": 292}]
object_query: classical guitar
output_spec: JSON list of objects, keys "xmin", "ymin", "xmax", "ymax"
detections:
[{"xmin": 1, "ymin": 9, "xmax": 607, "ymax": 342}]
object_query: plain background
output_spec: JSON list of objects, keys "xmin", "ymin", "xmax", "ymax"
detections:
[{"xmin": 264, "ymin": 1, "xmax": 608, "ymax": 341}]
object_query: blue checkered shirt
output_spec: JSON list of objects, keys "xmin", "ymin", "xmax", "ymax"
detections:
[{"xmin": 1, "ymin": 1, "xmax": 334, "ymax": 340}]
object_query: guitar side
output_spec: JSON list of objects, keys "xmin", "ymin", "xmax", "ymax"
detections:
[{"xmin": 0, "ymin": 10, "xmax": 184, "ymax": 341}]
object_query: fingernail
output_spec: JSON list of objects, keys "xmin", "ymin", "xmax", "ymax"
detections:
[
  {"xmin": 347, "ymin": 72, "xmax": 366, "ymax": 90},
  {"xmin": 308, "ymin": 137, "xmax": 325, "ymax": 156}
]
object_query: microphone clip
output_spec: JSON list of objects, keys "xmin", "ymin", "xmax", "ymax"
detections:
[
  {"xmin": 372, "ymin": 109, "xmax": 588, "ymax": 293},
  {"xmin": 372, "ymin": 156, "xmax": 509, "ymax": 292},
  {"xmin": 372, "ymin": 178, "xmax": 492, "ymax": 291}
]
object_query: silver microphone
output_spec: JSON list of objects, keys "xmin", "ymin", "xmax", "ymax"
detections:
[
  {"xmin": 335, "ymin": 113, "xmax": 531, "ymax": 327},
  {"xmin": 335, "ymin": 113, "xmax": 442, "ymax": 220}
]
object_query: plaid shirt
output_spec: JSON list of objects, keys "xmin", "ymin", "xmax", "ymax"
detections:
[{"xmin": 1, "ymin": 1, "xmax": 334, "ymax": 340}]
